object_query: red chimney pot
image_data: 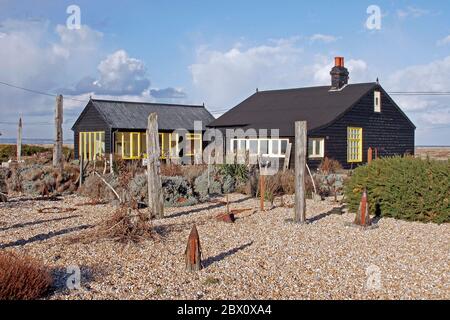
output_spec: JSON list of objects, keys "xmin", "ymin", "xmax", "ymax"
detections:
[{"xmin": 335, "ymin": 57, "xmax": 344, "ymax": 67}]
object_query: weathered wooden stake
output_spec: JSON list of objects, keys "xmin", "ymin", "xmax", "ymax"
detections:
[
  {"xmin": 146, "ymin": 113, "xmax": 164, "ymax": 219},
  {"xmin": 283, "ymin": 142, "xmax": 292, "ymax": 171},
  {"xmin": 185, "ymin": 224, "xmax": 202, "ymax": 272},
  {"xmin": 260, "ymin": 174, "xmax": 265, "ymax": 211},
  {"xmin": 368, "ymin": 147, "xmax": 373, "ymax": 165},
  {"xmin": 109, "ymin": 153, "xmax": 114, "ymax": 174},
  {"xmin": 294, "ymin": 121, "xmax": 307, "ymax": 223},
  {"xmin": 17, "ymin": 117, "xmax": 22, "ymax": 162},
  {"xmin": 53, "ymin": 94, "xmax": 64, "ymax": 173},
  {"xmin": 79, "ymin": 156, "xmax": 84, "ymax": 187}
]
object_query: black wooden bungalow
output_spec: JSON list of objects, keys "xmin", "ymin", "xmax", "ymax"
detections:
[
  {"xmin": 72, "ymin": 99, "xmax": 215, "ymax": 163},
  {"xmin": 208, "ymin": 57, "xmax": 416, "ymax": 169}
]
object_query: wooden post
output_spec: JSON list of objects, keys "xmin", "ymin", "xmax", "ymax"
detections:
[
  {"xmin": 260, "ymin": 175, "xmax": 265, "ymax": 211},
  {"xmin": 79, "ymin": 156, "xmax": 83, "ymax": 188},
  {"xmin": 109, "ymin": 153, "xmax": 114, "ymax": 174},
  {"xmin": 146, "ymin": 113, "xmax": 164, "ymax": 219},
  {"xmin": 185, "ymin": 224, "xmax": 202, "ymax": 272},
  {"xmin": 368, "ymin": 147, "xmax": 373, "ymax": 165},
  {"xmin": 294, "ymin": 121, "xmax": 307, "ymax": 223},
  {"xmin": 53, "ymin": 95, "xmax": 64, "ymax": 172},
  {"xmin": 17, "ymin": 117, "xmax": 22, "ymax": 162},
  {"xmin": 283, "ymin": 142, "xmax": 292, "ymax": 171}
]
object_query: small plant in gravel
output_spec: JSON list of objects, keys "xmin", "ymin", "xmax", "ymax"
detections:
[
  {"xmin": 0, "ymin": 251, "xmax": 53, "ymax": 300},
  {"xmin": 203, "ymin": 277, "xmax": 220, "ymax": 286},
  {"xmin": 218, "ymin": 164, "xmax": 249, "ymax": 183}
]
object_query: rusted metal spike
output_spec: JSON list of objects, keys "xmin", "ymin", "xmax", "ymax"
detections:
[
  {"xmin": 185, "ymin": 224, "xmax": 202, "ymax": 272},
  {"xmin": 355, "ymin": 189, "xmax": 371, "ymax": 227}
]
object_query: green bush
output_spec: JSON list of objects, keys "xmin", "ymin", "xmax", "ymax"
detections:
[
  {"xmin": 218, "ymin": 164, "xmax": 248, "ymax": 183},
  {"xmin": 344, "ymin": 156, "xmax": 449, "ymax": 224},
  {"xmin": 0, "ymin": 144, "xmax": 52, "ymax": 162}
]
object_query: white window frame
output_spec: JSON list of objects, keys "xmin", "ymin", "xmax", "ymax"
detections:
[
  {"xmin": 374, "ymin": 91, "xmax": 381, "ymax": 113},
  {"xmin": 230, "ymin": 138, "xmax": 289, "ymax": 158},
  {"xmin": 308, "ymin": 138, "xmax": 325, "ymax": 158}
]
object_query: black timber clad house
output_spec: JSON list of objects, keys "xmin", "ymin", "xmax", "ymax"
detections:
[
  {"xmin": 72, "ymin": 99, "xmax": 215, "ymax": 162},
  {"xmin": 208, "ymin": 57, "xmax": 416, "ymax": 169}
]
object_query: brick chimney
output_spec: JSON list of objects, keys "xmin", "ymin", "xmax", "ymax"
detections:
[{"xmin": 330, "ymin": 57, "xmax": 349, "ymax": 90}]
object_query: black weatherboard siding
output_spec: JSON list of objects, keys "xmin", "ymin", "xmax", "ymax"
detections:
[
  {"xmin": 308, "ymin": 86, "xmax": 415, "ymax": 169},
  {"xmin": 72, "ymin": 99, "xmax": 215, "ymax": 160},
  {"xmin": 72, "ymin": 101, "xmax": 111, "ymax": 159},
  {"xmin": 208, "ymin": 82, "xmax": 415, "ymax": 170}
]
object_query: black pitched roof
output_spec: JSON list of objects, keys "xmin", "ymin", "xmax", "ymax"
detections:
[
  {"xmin": 208, "ymin": 83, "xmax": 380, "ymax": 136},
  {"xmin": 74, "ymin": 99, "xmax": 215, "ymax": 131}
]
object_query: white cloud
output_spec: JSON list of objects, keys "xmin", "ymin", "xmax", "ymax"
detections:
[
  {"xmin": 397, "ymin": 6, "xmax": 430, "ymax": 19},
  {"xmin": 65, "ymin": 50, "xmax": 150, "ymax": 96},
  {"xmin": 437, "ymin": 35, "xmax": 450, "ymax": 46},
  {"xmin": 386, "ymin": 56, "xmax": 450, "ymax": 128},
  {"xmin": 310, "ymin": 34, "xmax": 339, "ymax": 43},
  {"xmin": 0, "ymin": 19, "xmax": 183, "ymax": 140},
  {"xmin": 190, "ymin": 38, "xmax": 372, "ymax": 109}
]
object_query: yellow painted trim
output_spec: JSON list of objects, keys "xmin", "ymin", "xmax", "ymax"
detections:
[{"xmin": 347, "ymin": 127, "xmax": 363, "ymax": 163}]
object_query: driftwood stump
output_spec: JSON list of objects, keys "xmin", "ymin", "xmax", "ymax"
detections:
[
  {"xmin": 185, "ymin": 224, "xmax": 202, "ymax": 272},
  {"xmin": 354, "ymin": 189, "xmax": 371, "ymax": 226}
]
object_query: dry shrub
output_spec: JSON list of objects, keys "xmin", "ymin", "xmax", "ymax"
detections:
[
  {"xmin": 71, "ymin": 206, "xmax": 153, "ymax": 244},
  {"xmin": 160, "ymin": 163, "xmax": 183, "ymax": 177},
  {"xmin": 181, "ymin": 165, "xmax": 206, "ymax": 185},
  {"xmin": 279, "ymin": 170, "xmax": 295, "ymax": 195},
  {"xmin": 0, "ymin": 251, "xmax": 52, "ymax": 300},
  {"xmin": 318, "ymin": 157, "xmax": 343, "ymax": 174},
  {"xmin": 78, "ymin": 174, "xmax": 119, "ymax": 202}
]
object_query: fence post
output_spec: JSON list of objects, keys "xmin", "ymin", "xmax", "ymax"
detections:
[
  {"xmin": 283, "ymin": 142, "xmax": 292, "ymax": 171},
  {"xmin": 147, "ymin": 113, "xmax": 164, "ymax": 219},
  {"xmin": 294, "ymin": 121, "xmax": 307, "ymax": 223},
  {"xmin": 17, "ymin": 117, "xmax": 22, "ymax": 162},
  {"xmin": 368, "ymin": 147, "xmax": 373, "ymax": 165},
  {"xmin": 53, "ymin": 94, "xmax": 64, "ymax": 173}
]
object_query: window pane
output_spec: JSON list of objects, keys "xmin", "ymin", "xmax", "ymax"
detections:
[
  {"xmin": 260, "ymin": 140, "xmax": 268, "ymax": 155},
  {"xmin": 281, "ymin": 140, "xmax": 288, "ymax": 154},
  {"xmin": 271, "ymin": 140, "xmax": 279, "ymax": 155},
  {"xmin": 249, "ymin": 140, "xmax": 258, "ymax": 155}
]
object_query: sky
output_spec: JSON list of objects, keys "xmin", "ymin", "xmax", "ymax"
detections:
[{"xmin": 0, "ymin": 0, "xmax": 449, "ymax": 145}]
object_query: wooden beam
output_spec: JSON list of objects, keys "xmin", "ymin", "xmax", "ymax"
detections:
[
  {"xmin": 294, "ymin": 121, "xmax": 307, "ymax": 223},
  {"xmin": 17, "ymin": 117, "xmax": 22, "ymax": 162},
  {"xmin": 53, "ymin": 95, "xmax": 64, "ymax": 173},
  {"xmin": 283, "ymin": 142, "xmax": 292, "ymax": 171},
  {"xmin": 146, "ymin": 113, "xmax": 164, "ymax": 219}
]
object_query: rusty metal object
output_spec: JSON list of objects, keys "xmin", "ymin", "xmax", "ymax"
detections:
[
  {"xmin": 185, "ymin": 224, "xmax": 202, "ymax": 272},
  {"xmin": 216, "ymin": 213, "xmax": 236, "ymax": 223},
  {"xmin": 354, "ymin": 189, "xmax": 371, "ymax": 226}
]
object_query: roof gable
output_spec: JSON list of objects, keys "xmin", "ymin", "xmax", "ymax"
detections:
[{"xmin": 208, "ymin": 83, "xmax": 378, "ymax": 135}]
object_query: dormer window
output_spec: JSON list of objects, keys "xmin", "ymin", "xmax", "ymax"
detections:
[{"xmin": 374, "ymin": 91, "xmax": 381, "ymax": 112}]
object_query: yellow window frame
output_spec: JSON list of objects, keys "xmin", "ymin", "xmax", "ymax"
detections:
[
  {"xmin": 347, "ymin": 127, "xmax": 363, "ymax": 163},
  {"xmin": 116, "ymin": 131, "xmax": 180, "ymax": 160},
  {"xmin": 79, "ymin": 131, "xmax": 105, "ymax": 161},
  {"xmin": 186, "ymin": 133, "xmax": 202, "ymax": 157}
]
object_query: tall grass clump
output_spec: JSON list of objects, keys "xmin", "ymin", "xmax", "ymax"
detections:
[
  {"xmin": 0, "ymin": 251, "xmax": 52, "ymax": 300},
  {"xmin": 344, "ymin": 156, "xmax": 449, "ymax": 224}
]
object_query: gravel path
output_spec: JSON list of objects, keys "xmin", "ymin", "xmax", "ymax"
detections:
[{"xmin": 0, "ymin": 194, "xmax": 448, "ymax": 300}]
